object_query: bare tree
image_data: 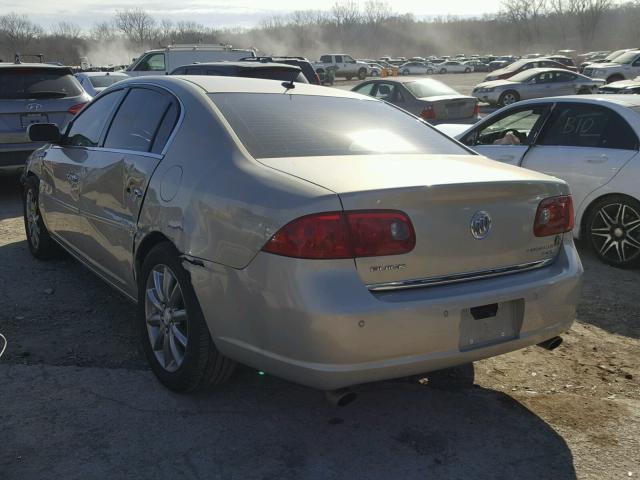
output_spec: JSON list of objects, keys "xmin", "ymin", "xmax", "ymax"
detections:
[
  {"xmin": 363, "ymin": 1, "xmax": 393, "ymax": 25},
  {"xmin": 51, "ymin": 21, "xmax": 82, "ymax": 40},
  {"xmin": 91, "ymin": 21, "xmax": 116, "ymax": 42},
  {"xmin": 567, "ymin": 0, "xmax": 612, "ymax": 48},
  {"xmin": 0, "ymin": 13, "xmax": 42, "ymax": 54},
  {"xmin": 331, "ymin": 1, "xmax": 361, "ymax": 28},
  {"xmin": 114, "ymin": 8, "xmax": 157, "ymax": 47}
]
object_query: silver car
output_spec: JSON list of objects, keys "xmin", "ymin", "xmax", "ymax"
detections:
[
  {"xmin": 75, "ymin": 71, "xmax": 129, "ymax": 97},
  {"xmin": 0, "ymin": 63, "xmax": 91, "ymax": 173},
  {"xmin": 22, "ymin": 76, "xmax": 582, "ymax": 394},
  {"xmin": 474, "ymin": 68, "xmax": 604, "ymax": 106},
  {"xmin": 352, "ymin": 78, "xmax": 479, "ymax": 123}
]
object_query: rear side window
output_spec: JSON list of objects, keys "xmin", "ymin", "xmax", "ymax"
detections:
[
  {"xmin": 0, "ymin": 68, "xmax": 82, "ymax": 99},
  {"xmin": 104, "ymin": 88, "xmax": 175, "ymax": 153},
  {"xmin": 151, "ymin": 102, "xmax": 180, "ymax": 154},
  {"xmin": 65, "ymin": 90, "xmax": 125, "ymax": 147},
  {"xmin": 538, "ymin": 104, "xmax": 638, "ymax": 150},
  {"xmin": 210, "ymin": 93, "xmax": 468, "ymax": 159}
]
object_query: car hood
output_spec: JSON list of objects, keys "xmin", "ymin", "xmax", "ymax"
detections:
[
  {"xmin": 588, "ymin": 62, "xmax": 622, "ymax": 69},
  {"xmin": 434, "ymin": 124, "xmax": 472, "ymax": 139},
  {"xmin": 475, "ymin": 80, "xmax": 516, "ymax": 89},
  {"xmin": 603, "ymin": 79, "xmax": 638, "ymax": 88}
]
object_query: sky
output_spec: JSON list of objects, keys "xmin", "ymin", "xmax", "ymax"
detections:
[{"xmin": 0, "ymin": 0, "xmax": 504, "ymax": 29}]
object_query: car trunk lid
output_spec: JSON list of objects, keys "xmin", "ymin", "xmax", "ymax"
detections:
[
  {"xmin": 421, "ymin": 95, "xmax": 477, "ymax": 120},
  {"xmin": 260, "ymin": 154, "xmax": 568, "ymax": 286}
]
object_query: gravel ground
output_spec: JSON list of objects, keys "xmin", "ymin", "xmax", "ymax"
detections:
[{"xmin": 0, "ymin": 102, "xmax": 639, "ymax": 479}]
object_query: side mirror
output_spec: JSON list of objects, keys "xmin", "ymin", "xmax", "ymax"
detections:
[{"xmin": 28, "ymin": 123, "xmax": 61, "ymax": 143}]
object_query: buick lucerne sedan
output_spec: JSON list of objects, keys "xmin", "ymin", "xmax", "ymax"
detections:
[{"xmin": 22, "ymin": 76, "xmax": 583, "ymax": 394}]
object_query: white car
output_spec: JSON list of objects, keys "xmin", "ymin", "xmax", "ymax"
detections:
[
  {"xmin": 582, "ymin": 50, "xmax": 640, "ymax": 83},
  {"xmin": 438, "ymin": 61, "xmax": 473, "ymax": 74},
  {"xmin": 398, "ymin": 62, "xmax": 435, "ymax": 75},
  {"xmin": 75, "ymin": 72, "xmax": 129, "ymax": 97},
  {"xmin": 438, "ymin": 95, "xmax": 640, "ymax": 268}
]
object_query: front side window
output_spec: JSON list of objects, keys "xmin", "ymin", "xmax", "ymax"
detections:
[
  {"xmin": 104, "ymin": 88, "xmax": 175, "ymax": 152},
  {"xmin": 210, "ymin": 93, "xmax": 468, "ymax": 159},
  {"xmin": 538, "ymin": 104, "xmax": 638, "ymax": 150},
  {"xmin": 353, "ymin": 83, "xmax": 375, "ymax": 96},
  {"xmin": 134, "ymin": 53, "xmax": 166, "ymax": 72},
  {"xmin": 335, "ymin": 56, "xmax": 343, "ymax": 63},
  {"xmin": 372, "ymin": 83, "xmax": 396, "ymax": 101},
  {"xmin": 464, "ymin": 106, "xmax": 549, "ymax": 146},
  {"xmin": 65, "ymin": 90, "xmax": 125, "ymax": 147}
]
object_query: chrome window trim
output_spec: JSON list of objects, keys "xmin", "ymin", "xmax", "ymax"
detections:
[{"xmin": 367, "ymin": 258, "xmax": 555, "ymax": 292}]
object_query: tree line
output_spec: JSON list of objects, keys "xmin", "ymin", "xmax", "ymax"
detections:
[{"xmin": 0, "ymin": 1, "xmax": 636, "ymax": 67}]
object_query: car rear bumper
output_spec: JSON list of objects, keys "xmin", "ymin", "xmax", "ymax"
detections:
[
  {"xmin": 186, "ymin": 236, "xmax": 583, "ymax": 390},
  {"xmin": 0, "ymin": 145, "xmax": 38, "ymax": 172}
]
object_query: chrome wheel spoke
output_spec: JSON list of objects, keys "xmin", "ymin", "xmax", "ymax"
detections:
[
  {"xmin": 598, "ymin": 208, "xmax": 615, "ymax": 227},
  {"xmin": 152, "ymin": 328, "xmax": 164, "ymax": 351},
  {"xmin": 172, "ymin": 309, "xmax": 187, "ymax": 324},
  {"xmin": 162, "ymin": 331, "xmax": 174, "ymax": 368},
  {"xmin": 162, "ymin": 266, "xmax": 175, "ymax": 302},
  {"xmin": 168, "ymin": 283, "xmax": 181, "ymax": 308},
  {"xmin": 624, "ymin": 235, "xmax": 640, "ymax": 250},
  {"xmin": 146, "ymin": 288, "xmax": 163, "ymax": 311},
  {"xmin": 146, "ymin": 312, "xmax": 161, "ymax": 327},
  {"xmin": 171, "ymin": 324, "xmax": 187, "ymax": 348},
  {"xmin": 153, "ymin": 270, "xmax": 165, "ymax": 303},
  {"xmin": 169, "ymin": 331, "xmax": 183, "ymax": 366}
]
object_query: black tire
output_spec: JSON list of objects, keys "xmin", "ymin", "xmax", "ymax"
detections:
[
  {"xmin": 23, "ymin": 175, "xmax": 59, "ymax": 260},
  {"xmin": 577, "ymin": 87, "xmax": 591, "ymax": 94},
  {"xmin": 464, "ymin": 67, "xmax": 471, "ymax": 73},
  {"xmin": 402, "ymin": 69, "xmax": 410, "ymax": 76},
  {"xmin": 345, "ymin": 75, "xmax": 353, "ymax": 81},
  {"xmin": 498, "ymin": 90, "xmax": 520, "ymax": 107},
  {"xmin": 606, "ymin": 75, "xmax": 624, "ymax": 84},
  {"xmin": 357, "ymin": 68, "xmax": 367, "ymax": 80},
  {"xmin": 440, "ymin": 68, "xmax": 447, "ymax": 74},
  {"xmin": 427, "ymin": 68, "xmax": 434, "ymax": 75},
  {"xmin": 585, "ymin": 195, "xmax": 640, "ymax": 268},
  {"xmin": 138, "ymin": 242, "xmax": 236, "ymax": 392}
]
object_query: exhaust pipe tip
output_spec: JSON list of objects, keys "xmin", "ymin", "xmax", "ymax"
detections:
[
  {"xmin": 537, "ymin": 336, "xmax": 563, "ymax": 351},
  {"xmin": 325, "ymin": 388, "xmax": 357, "ymax": 407}
]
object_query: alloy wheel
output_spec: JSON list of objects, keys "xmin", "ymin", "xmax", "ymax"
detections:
[
  {"xmin": 25, "ymin": 189, "xmax": 40, "ymax": 250},
  {"xmin": 590, "ymin": 202, "xmax": 640, "ymax": 264},
  {"xmin": 503, "ymin": 93, "xmax": 518, "ymax": 105},
  {"xmin": 144, "ymin": 264, "xmax": 189, "ymax": 372}
]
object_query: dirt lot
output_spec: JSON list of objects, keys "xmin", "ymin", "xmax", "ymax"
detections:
[{"xmin": 0, "ymin": 142, "xmax": 639, "ymax": 478}]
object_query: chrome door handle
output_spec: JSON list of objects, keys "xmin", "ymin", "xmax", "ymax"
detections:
[{"xmin": 127, "ymin": 186, "xmax": 143, "ymax": 198}]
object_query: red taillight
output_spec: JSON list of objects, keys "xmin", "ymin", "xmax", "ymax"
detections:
[
  {"xmin": 473, "ymin": 103, "xmax": 480, "ymax": 116},
  {"xmin": 315, "ymin": 73, "xmax": 321, "ymax": 85},
  {"xmin": 68, "ymin": 103, "xmax": 87, "ymax": 115},
  {"xmin": 420, "ymin": 106, "xmax": 436, "ymax": 120},
  {"xmin": 534, "ymin": 196, "xmax": 574, "ymax": 237},
  {"xmin": 262, "ymin": 210, "xmax": 416, "ymax": 259}
]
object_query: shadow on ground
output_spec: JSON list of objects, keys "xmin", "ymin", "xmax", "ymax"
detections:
[{"xmin": 0, "ymin": 362, "xmax": 576, "ymax": 480}]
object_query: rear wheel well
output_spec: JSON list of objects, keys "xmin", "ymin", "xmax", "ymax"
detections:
[
  {"xmin": 135, "ymin": 232, "xmax": 175, "ymax": 280},
  {"xmin": 580, "ymin": 193, "xmax": 639, "ymax": 236}
]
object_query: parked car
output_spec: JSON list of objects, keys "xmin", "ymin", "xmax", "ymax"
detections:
[
  {"xmin": 0, "ymin": 63, "xmax": 90, "ymax": 173},
  {"xmin": 598, "ymin": 77, "xmax": 640, "ymax": 94},
  {"xmin": 21, "ymin": 75, "xmax": 582, "ymax": 394},
  {"xmin": 238, "ymin": 56, "xmax": 320, "ymax": 84},
  {"xmin": 125, "ymin": 44, "xmax": 255, "ymax": 77},
  {"xmin": 365, "ymin": 62, "xmax": 385, "ymax": 76},
  {"xmin": 545, "ymin": 55, "xmax": 578, "ymax": 71},
  {"xmin": 315, "ymin": 54, "xmax": 370, "ymax": 80},
  {"xmin": 464, "ymin": 60, "xmax": 489, "ymax": 72},
  {"xmin": 169, "ymin": 62, "xmax": 308, "ymax": 83},
  {"xmin": 438, "ymin": 61, "xmax": 472, "ymax": 74},
  {"xmin": 438, "ymin": 95, "xmax": 640, "ymax": 268},
  {"xmin": 485, "ymin": 59, "xmax": 572, "ymax": 82},
  {"xmin": 488, "ymin": 56, "xmax": 518, "ymax": 71},
  {"xmin": 351, "ymin": 78, "xmax": 479, "ymax": 123},
  {"xmin": 579, "ymin": 49, "xmax": 632, "ymax": 73},
  {"xmin": 398, "ymin": 62, "xmax": 435, "ymax": 75},
  {"xmin": 582, "ymin": 50, "xmax": 640, "ymax": 83},
  {"xmin": 473, "ymin": 68, "xmax": 603, "ymax": 106},
  {"xmin": 75, "ymin": 71, "xmax": 129, "ymax": 97}
]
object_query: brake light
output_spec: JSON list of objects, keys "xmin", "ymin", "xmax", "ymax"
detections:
[
  {"xmin": 68, "ymin": 103, "xmax": 87, "ymax": 115},
  {"xmin": 473, "ymin": 103, "xmax": 480, "ymax": 116},
  {"xmin": 262, "ymin": 210, "xmax": 416, "ymax": 259},
  {"xmin": 315, "ymin": 73, "xmax": 321, "ymax": 85},
  {"xmin": 534, "ymin": 196, "xmax": 574, "ymax": 237},
  {"xmin": 420, "ymin": 106, "xmax": 436, "ymax": 120}
]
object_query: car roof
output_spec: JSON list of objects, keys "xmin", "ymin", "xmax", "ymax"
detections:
[
  {"xmin": 121, "ymin": 75, "xmax": 374, "ymax": 99},
  {"xmin": 513, "ymin": 67, "xmax": 580, "ymax": 75},
  {"xmin": 0, "ymin": 62, "xmax": 72, "ymax": 73},
  {"xmin": 179, "ymin": 61, "xmax": 300, "ymax": 70},
  {"xmin": 510, "ymin": 94, "xmax": 640, "ymax": 108}
]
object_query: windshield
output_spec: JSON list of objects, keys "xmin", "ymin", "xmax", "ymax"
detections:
[
  {"xmin": 604, "ymin": 50, "xmax": 627, "ymax": 62},
  {"xmin": 0, "ymin": 68, "xmax": 83, "ymax": 99},
  {"xmin": 404, "ymin": 79, "xmax": 458, "ymax": 97},
  {"xmin": 508, "ymin": 70, "xmax": 537, "ymax": 82},
  {"xmin": 210, "ymin": 93, "xmax": 467, "ymax": 159},
  {"xmin": 88, "ymin": 75, "xmax": 127, "ymax": 88},
  {"xmin": 611, "ymin": 52, "xmax": 640, "ymax": 64}
]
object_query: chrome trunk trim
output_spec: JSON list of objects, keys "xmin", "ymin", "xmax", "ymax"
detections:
[{"xmin": 367, "ymin": 258, "xmax": 554, "ymax": 292}]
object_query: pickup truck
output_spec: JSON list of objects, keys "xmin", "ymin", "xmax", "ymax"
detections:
[
  {"xmin": 314, "ymin": 54, "xmax": 370, "ymax": 80},
  {"xmin": 582, "ymin": 50, "xmax": 640, "ymax": 83}
]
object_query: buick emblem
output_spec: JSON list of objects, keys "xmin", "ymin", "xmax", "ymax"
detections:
[
  {"xmin": 27, "ymin": 103, "xmax": 42, "ymax": 112},
  {"xmin": 470, "ymin": 211, "xmax": 492, "ymax": 239}
]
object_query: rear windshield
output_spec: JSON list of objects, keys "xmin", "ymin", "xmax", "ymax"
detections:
[
  {"xmin": 210, "ymin": 93, "xmax": 468, "ymax": 159},
  {"xmin": 0, "ymin": 68, "xmax": 82, "ymax": 99},
  {"xmin": 404, "ymin": 79, "xmax": 458, "ymax": 98},
  {"xmin": 89, "ymin": 75, "xmax": 127, "ymax": 88}
]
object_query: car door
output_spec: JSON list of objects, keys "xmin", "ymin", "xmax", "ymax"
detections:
[
  {"xmin": 78, "ymin": 86, "xmax": 180, "ymax": 293},
  {"xmin": 39, "ymin": 89, "xmax": 125, "ymax": 251},
  {"xmin": 551, "ymin": 71, "xmax": 579, "ymax": 95},
  {"xmin": 334, "ymin": 55, "xmax": 345, "ymax": 75},
  {"xmin": 461, "ymin": 103, "xmax": 552, "ymax": 165},
  {"xmin": 521, "ymin": 103, "xmax": 639, "ymax": 210}
]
